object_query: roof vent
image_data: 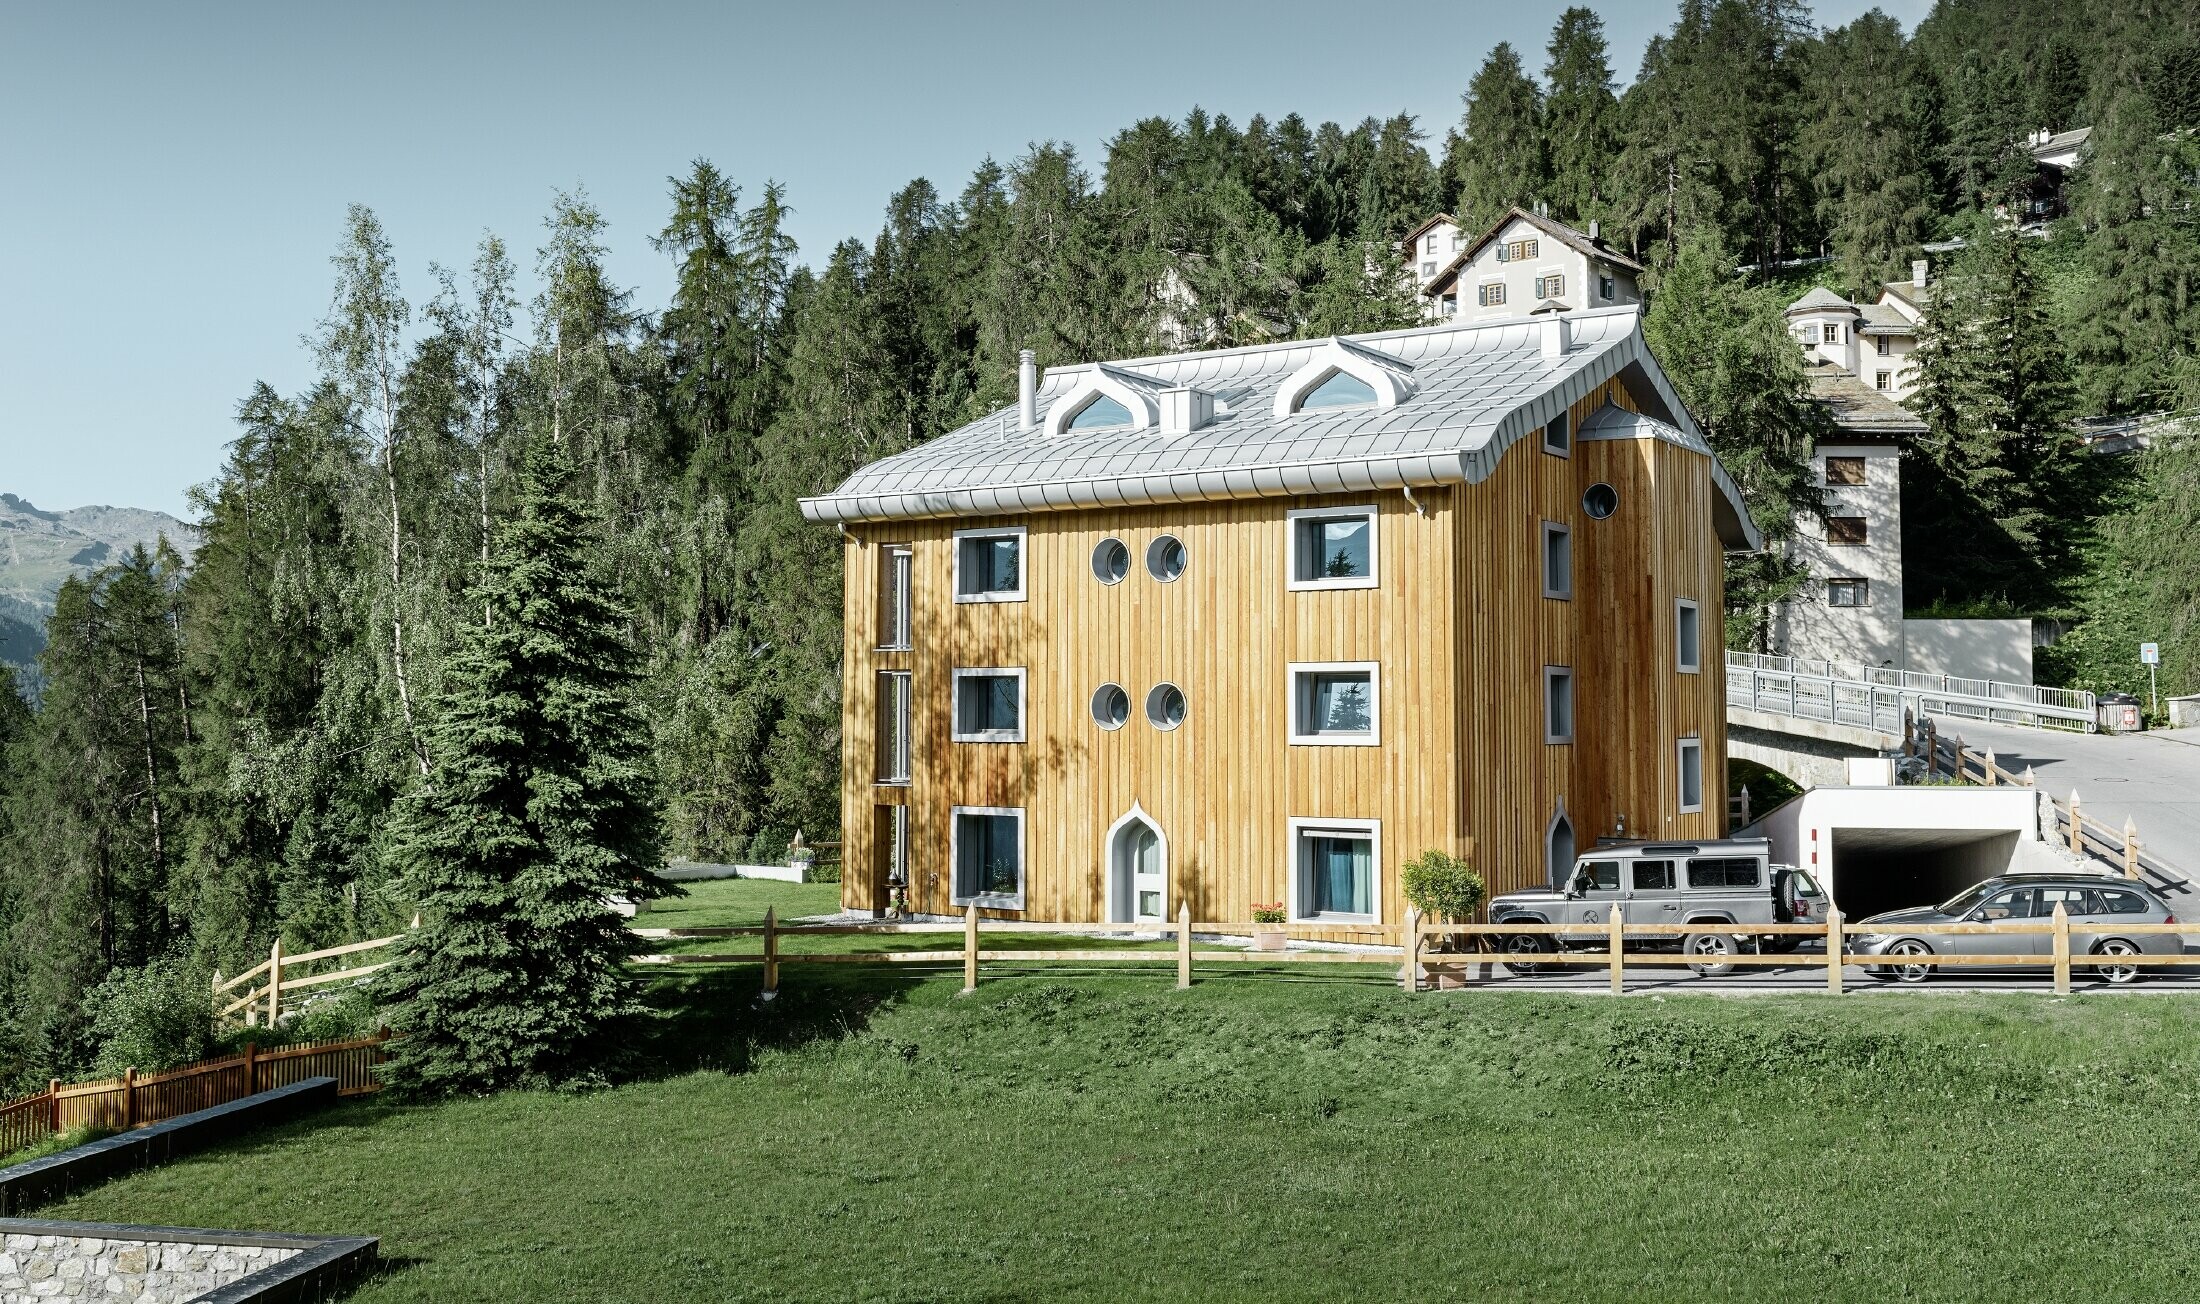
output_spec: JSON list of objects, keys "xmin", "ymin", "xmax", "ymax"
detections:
[
  {"xmin": 1541, "ymin": 314, "xmax": 1572, "ymax": 360},
  {"xmin": 1157, "ymin": 386, "xmax": 1215, "ymax": 435},
  {"xmin": 1017, "ymin": 349, "xmax": 1038, "ymax": 431},
  {"xmin": 1587, "ymin": 218, "xmax": 1601, "ymax": 241}
]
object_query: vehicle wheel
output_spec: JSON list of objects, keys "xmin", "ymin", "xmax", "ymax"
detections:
[
  {"xmin": 1501, "ymin": 933, "xmax": 1556, "ymax": 976},
  {"xmin": 1874, "ymin": 939, "xmax": 1934, "ymax": 984},
  {"xmin": 2093, "ymin": 938, "xmax": 2143, "ymax": 985},
  {"xmin": 1686, "ymin": 932, "xmax": 1739, "ymax": 977}
]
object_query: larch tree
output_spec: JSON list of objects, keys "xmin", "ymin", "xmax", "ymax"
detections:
[{"xmin": 378, "ymin": 433, "xmax": 668, "ymax": 1096}]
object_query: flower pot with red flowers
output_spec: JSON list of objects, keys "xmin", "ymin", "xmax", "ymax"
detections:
[{"xmin": 1250, "ymin": 903, "xmax": 1289, "ymax": 951}]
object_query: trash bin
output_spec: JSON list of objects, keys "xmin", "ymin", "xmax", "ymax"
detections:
[
  {"xmin": 2170, "ymin": 695, "xmax": 2200, "ymax": 729},
  {"xmin": 2097, "ymin": 692, "xmax": 2144, "ymax": 733}
]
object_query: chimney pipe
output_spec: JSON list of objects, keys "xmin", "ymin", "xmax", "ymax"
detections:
[
  {"xmin": 1017, "ymin": 349, "xmax": 1038, "ymax": 430},
  {"xmin": 1587, "ymin": 218, "xmax": 1601, "ymax": 241},
  {"xmin": 1912, "ymin": 258, "xmax": 1928, "ymax": 289},
  {"xmin": 1541, "ymin": 314, "xmax": 1572, "ymax": 360}
]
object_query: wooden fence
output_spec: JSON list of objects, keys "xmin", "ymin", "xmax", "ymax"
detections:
[
  {"xmin": 631, "ymin": 902, "xmax": 2189, "ymax": 998},
  {"xmin": 213, "ymin": 931, "xmax": 405, "ymax": 1028},
  {"xmin": 0, "ymin": 1032, "xmax": 390, "ymax": 1161}
]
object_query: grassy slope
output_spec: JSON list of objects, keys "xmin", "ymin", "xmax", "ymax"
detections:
[{"xmin": 38, "ymin": 882, "xmax": 2200, "ymax": 1302}]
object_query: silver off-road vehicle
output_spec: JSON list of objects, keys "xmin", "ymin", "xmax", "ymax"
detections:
[{"xmin": 1487, "ymin": 838, "xmax": 1823, "ymax": 975}]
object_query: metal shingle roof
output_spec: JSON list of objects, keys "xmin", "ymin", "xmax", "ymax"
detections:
[{"xmin": 799, "ymin": 305, "xmax": 1761, "ymax": 550}]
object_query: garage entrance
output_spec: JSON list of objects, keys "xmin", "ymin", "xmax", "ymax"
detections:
[{"xmin": 1827, "ymin": 828, "xmax": 2020, "ymax": 921}]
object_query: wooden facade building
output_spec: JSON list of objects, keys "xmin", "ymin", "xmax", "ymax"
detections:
[{"xmin": 800, "ymin": 308, "xmax": 1761, "ymax": 934}]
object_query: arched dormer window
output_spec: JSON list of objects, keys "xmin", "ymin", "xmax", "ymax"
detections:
[
  {"xmin": 1044, "ymin": 364, "xmax": 1159, "ymax": 437},
  {"xmin": 1272, "ymin": 339, "xmax": 1415, "ymax": 418},
  {"xmin": 1298, "ymin": 371, "xmax": 1378, "ymax": 411},
  {"xmin": 1065, "ymin": 394, "xmax": 1133, "ymax": 430}
]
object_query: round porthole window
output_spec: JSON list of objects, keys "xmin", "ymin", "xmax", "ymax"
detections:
[
  {"xmin": 1091, "ymin": 683, "xmax": 1130, "ymax": 730},
  {"xmin": 1146, "ymin": 682, "xmax": 1187, "ymax": 730},
  {"xmin": 1583, "ymin": 482, "xmax": 1619, "ymax": 520},
  {"xmin": 1092, "ymin": 538, "xmax": 1131, "ymax": 584},
  {"xmin": 1146, "ymin": 535, "xmax": 1187, "ymax": 582}
]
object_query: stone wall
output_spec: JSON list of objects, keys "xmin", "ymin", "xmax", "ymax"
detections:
[{"xmin": 1, "ymin": 1231, "xmax": 297, "ymax": 1302}]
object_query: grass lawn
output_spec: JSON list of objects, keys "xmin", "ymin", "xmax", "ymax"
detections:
[{"xmin": 34, "ymin": 882, "xmax": 2200, "ymax": 1302}]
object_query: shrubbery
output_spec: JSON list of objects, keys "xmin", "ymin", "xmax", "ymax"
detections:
[
  {"xmin": 1401, "ymin": 850, "xmax": 1486, "ymax": 952},
  {"xmin": 83, "ymin": 955, "xmax": 213, "ymax": 1076}
]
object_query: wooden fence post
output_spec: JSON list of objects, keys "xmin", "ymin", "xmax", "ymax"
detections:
[
  {"xmin": 265, "ymin": 937, "xmax": 283, "ymax": 1028},
  {"xmin": 1982, "ymin": 749, "xmax": 1997, "ymax": 785},
  {"xmin": 1608, "ymin": 905, "xmax": 1625, "ymax": 997},
  {"xmin": 121, "ymin": 1068, "xmax": 136, "ymax": 1130},
  {"xmin": 2021, "ymin": 765, "xmax": 2037, "ymax": 788},
  {"xmin": 48, "ymin": 1079, "xmax": 60, "ymax": 1133},
  {"xmin": 2052, "ymin": 902, "xmax": 2072, "ymax": 995},
  {"xmin": 1826, "ymin": 909, "xmax": 1845, "ymax": 995},
  {"xmin": 761, "ymin": 905, "xmax": 779, "ymax": 1000},
  {"xmin": 1401, "ymin": 907, "xmax": 1421, "ymax": 993},
  {"xmin": 2123, "ymin": 818, "xmax": 2141, "ymax": 881},
  {"xmin": 210, "ymin": 970, "xmax": 223, "ymax": 1019},
  {"xmin": 244, "ymin": 1042, "xmax": 258, "ymax": 1095},
  {"xmin": 1176, "ymin": 901, "xmax": 1192, "ymax": 991},
  {"xmin": 1924, "ymin": 720, "xmax": 1938, "ymax": 777},
  {"xmin": 2069, "ymin": 791, "xmax": 2084, "ymax": 856},
  {"xmin": 961, "ymin": 903, "xmax": 978, "ymax": 995}
]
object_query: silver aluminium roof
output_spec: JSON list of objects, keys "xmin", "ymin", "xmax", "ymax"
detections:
[{"xmin": 799, "ymin": 305, "xmax": 1762, "ymax": 550}]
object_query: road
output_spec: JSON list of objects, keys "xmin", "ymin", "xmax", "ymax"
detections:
[
  {"xmin": 1934, "ymin": 718, "xmax": 2200, "ymax": 881},
  {"xmin": 1421, "ymin": 944, "xmax": 2200, "ymax": 995}
]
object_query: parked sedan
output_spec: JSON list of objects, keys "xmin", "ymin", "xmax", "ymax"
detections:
[{"xmin": 1849, "ymin": 874, "xmax": 2182, "ymax": 984}]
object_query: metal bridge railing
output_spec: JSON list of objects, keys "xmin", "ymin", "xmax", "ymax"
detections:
[{"xmin": 1724, "ymin": 652, "xmax": 2096, "ymax": 734}]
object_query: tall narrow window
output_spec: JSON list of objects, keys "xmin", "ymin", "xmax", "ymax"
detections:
[
  {"xmin": 879, "ymin": 545, "xmax": 912, "ymax": 649},
  {"xmin": 951, "ymin": 806, "xmax": 1025, "ymax": 909},
  {"xmin": 1545, "ymin": 666, "xmax": 1574, "ymax": 744},
  {"xmin": 1288, "ymin": 506, "xmax": 1378, "ymax": 589},
  {"xmin": 1543, "ymin": 411, "xmax": 1570, "ymax": 456},
  {"xmin": 876, "ymin": 670, "xmax": 912, "ymax": 783},
  {"xmin": 1675, "ymin": 599, "xmax": 1701, "ymax": 675},
  {"xmin": 951, "ymin": 668, "xmax": 1025, "ymax": 743},
  {"xmin": 1542, "ymin": 522, "xmax": 1572, "ymax": 599},
  {"xmin": 1598, "ymin": 274, "xmax": 1616, "ymax": 301},
  {"xmin": 1678, "ymin": 737, "xmax": 1704, "ymax": 813},
  {"xmin": 954, "ymin": 527, "xmax": 1025, "ymax": 602}
]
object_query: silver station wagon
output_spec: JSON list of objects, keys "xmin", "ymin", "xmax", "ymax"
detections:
[
  {"xmin": 1488, "ymin": 839, "xmax": 1822, "ymax": 976},
  {"xmin": 1851, "ymin": 873, "xmax": 2183, "ymax": 984}
]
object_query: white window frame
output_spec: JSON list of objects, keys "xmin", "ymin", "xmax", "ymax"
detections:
[
  {"xmin": 1875, "ymin": 371, "xmax": 1892, "ymax": 390},
  {"xmin": 1675, "ymin": 599, "xmax": 1702, "ymax": 675},
  {"xmin": 876, "ymin": 669, "xmax": 912, "ymax": 784},
  {"xmin": 1285, "ymin": 505, "xmax": 1380, "ymax": 591},
  {"xmin": 1287, "ymin": 816, "xmax": 1382, "ymax": 925},
  {"xmin": 950, "ymin": 666, "xmax": 1027, "ymax": 744},
  {"xmin": 1287, "ymin": 661, "xmax": 1382, "ymax": 747},
  {"xmin": 949, "ymin": 805, "xmax": 1026, "ymax": 910},
  {"xmin": 1544, "ymin": 665, "xmax": 1574, "ymax": 745},
  {"xmin": 1677, "ymin": 737, "xmax": 1705, "ymax": 814},
  {"xmin": 1541, "ymin": 521, "xmax": 1572, "ymax": 599},
  {"xmin": 951, "ymin": 526, "xmax": 1027, "ymax": 604}
]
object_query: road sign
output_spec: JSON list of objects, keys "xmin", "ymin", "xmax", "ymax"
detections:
[{"xmin": 2141, "ymin": 642, "xmax": 2160, "ymax": 665}]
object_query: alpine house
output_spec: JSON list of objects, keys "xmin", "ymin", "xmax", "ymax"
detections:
[{"xmin": 799, "ymin": 304, "xmax": 1761, "ymax": 935}]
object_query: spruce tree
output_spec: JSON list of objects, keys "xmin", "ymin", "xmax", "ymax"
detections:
[
  {"xmin": 1803, "ymin": 12, "xmax": 1937, "ymax": 292},
  {"xmin": 1543, "ymin": 7, "xmax": 1620, "ymax": 226},
  {"xmin": 378, "ymin": 434, "xmax": 667, "ymax": 1095},
  {"xmin": 1449, "ymin": 43, "xmax": 1548, "ymax": 229}
]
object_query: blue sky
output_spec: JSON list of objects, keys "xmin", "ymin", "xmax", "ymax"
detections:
[{"xmin": 0, "ymin": 0, "xmax": 1926, "ymax": 518}]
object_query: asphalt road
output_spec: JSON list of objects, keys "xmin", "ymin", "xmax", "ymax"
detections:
[
  {"xmin": 1422, "ymin": 943, "xmax": 2200, "ymax": 995},
  {"xmin": 1934, "ymin": 718, "xmax": 2200, "ymax": 884}
]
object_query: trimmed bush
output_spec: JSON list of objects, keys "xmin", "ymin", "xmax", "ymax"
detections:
[{"xmin": 1401, "ymin": 850, "xmax": 1486, "ymax": 951}]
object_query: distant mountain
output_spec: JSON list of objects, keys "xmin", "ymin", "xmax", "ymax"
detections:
[{"xmin": 0, "ymin": 492, "xmax": 198, "ymax": 669}]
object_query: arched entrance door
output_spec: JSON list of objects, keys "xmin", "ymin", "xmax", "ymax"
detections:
[
  {"xmin": 1106, "ymin": 808, "xmax": 1167, "ymax": 923},
  {"xmin": 1547, "ymin": 807, "xmax": 1576, "ymax": 890}
]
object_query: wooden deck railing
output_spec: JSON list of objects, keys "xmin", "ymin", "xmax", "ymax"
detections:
[
  {"xmin": 0, "ymin": 1032, "xmax": 391, "ymax": 1162},
  {"xmin": 631, "ymin": 903, "xmax": 2187, "ymax": 999}
]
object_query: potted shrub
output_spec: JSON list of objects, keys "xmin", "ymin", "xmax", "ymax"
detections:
[
  {"xmin": 1400, "ymin": 849, "xmax": 1487, "ymax": 954},
  {"xmin": 1250, "ymin": 902, "xmax": 1289, "ymax": 951}
]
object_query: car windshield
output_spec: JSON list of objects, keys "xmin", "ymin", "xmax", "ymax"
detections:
[{"xmin": 1935, "ymin": 882, "xmax": 2001, "ymax": 916}]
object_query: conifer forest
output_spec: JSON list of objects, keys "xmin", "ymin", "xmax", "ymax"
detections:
[{"xmin": 6, "ymin": 0, "xmax": 2200, "ymax": 1089}]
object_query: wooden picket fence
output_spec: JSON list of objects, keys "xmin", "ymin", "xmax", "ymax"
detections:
[
  {"xmin": 213, "ymin": 931, "xmax": 406, "ymax": 1028},
  {"xmin": 0, "ymin": 1031, "xmax": 391, "ymax": 1161},
  {"xmin": 633, "ymin": 901, "xmax": 2190, "ymax": 999}
]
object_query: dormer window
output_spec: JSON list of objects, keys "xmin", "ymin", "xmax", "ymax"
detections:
[
  {"xmin": 1298, "ymin": 371, "xmax": 1378, "ymax": 412},
  {"xmin": 1065, "ymin": 394, "xmax": 1133, "ymax": 430}
]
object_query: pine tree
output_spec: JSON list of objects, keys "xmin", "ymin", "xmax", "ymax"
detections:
[
  {"xmin": 1803, "ymin": 12, "xmax": 1937, "ymax": 291},
  {"xmin": 378, "ymin": 435, "xmax": 667, "ymax": 1095},
  {"xmin": 1449, "ymin": 43, "xmax": 1547, "ymax": 229},
  {"xmin": 1543, "ymin": 8, "xmax": 1620, "ymax": 226}
]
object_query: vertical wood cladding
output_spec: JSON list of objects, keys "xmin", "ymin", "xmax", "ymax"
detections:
[{"xmin": 838, "ymin": 374, "xmax": 1730, "ymax": 927}]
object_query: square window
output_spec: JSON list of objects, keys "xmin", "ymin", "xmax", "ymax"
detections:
[
  {"xmin": 1544, "ymin": 666, "xmax": 1574, "ymax": 744},
  {"xmin": 1676, "ymin": 599, "xmax": 1701, "ymax": 674},
  {"xmin": 951, "ymin": 807, "xmax": 1024, "ymax": 909},
  {"xmin": 1537, "ymin": 273, "xmax": 1565, "ymax": 299},
  {"xmin": 1290, "ymin": 818, "xmax": 1381, "ymax": 923},
  {"xmin": 1632, "ymin": 859, "xmax": 1676, "ymax": 890},
  {"xmin": 1875, "ymin": 371, "xmax": 1892, "ymax": 390},
  {"xmin": 953, "ymin": 527, "xmax": 1025, "ymax": 603},
  {"xmin": 951, "ymin": 667, "xmax": 1025, "ymax": 743},
  {"xmin": 1678, "ymin": 737, "xmax": 1704, "ymax": 813},
  {"xmin": 1287, "ymin": 506, "xmax": 1378, "ymax": 589},
  {"xmin": 1827, "ymin": 578, "xmax": 1869, "ymax": 607},
  {"xmin": 1289, "ymin": 662, "xmax": 1380, "ymax": 746},
  {"xmin": 1543, "ymin": 411, "xmax": 1570, "ymax": 456},
  {"xmin": 876, "ymin": 670, "xmax": 912, "ymax": 783},
  {"xmin": 1542, "ymin": 521, "xmax": 1572, "ymax": 599},
  {"xmin": 1479, "ymin": 281, "xmax": 1506, "ymax": 307},
  {"xmin": 1824, "ymin": 456, "xmax": 1866, "ymax": 486},
  {"xmin": 1826, "ymin": 516, "xmax": 1867, "ymax": 546},
  {"xmin": 1421, "ymin": 261, "xmax": 1436, "ymax": 277},
  {"xmin": 1821, "ymin": 324, "xmax": 1840, "ymax": 344},
  {"xmin": 879, "ymin": 545, "xmax": 912, "ymax": 649}
]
